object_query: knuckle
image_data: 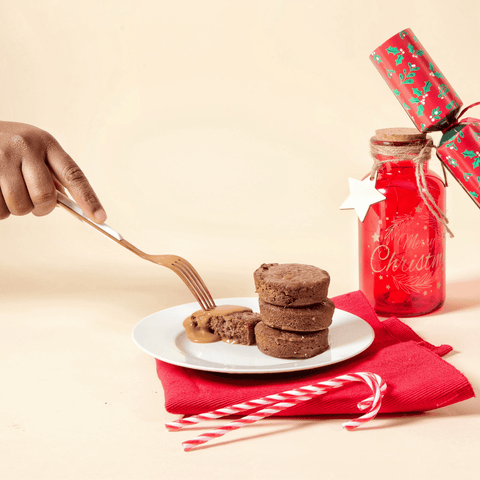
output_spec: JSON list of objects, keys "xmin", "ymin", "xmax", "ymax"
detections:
[
  {"xmin": 43, "ymin": 135, "xmax": 60, "ymax": 153},
  {"xmin": 9, "ymin": 134, "xmax": 29, "ymax": 151},
  {"xmin": 0, "ymin": 125, "xmax": 51, "ymax": 164},
  {"xmin": 1, "ymin": 133, "xmax": 38, "ymax": 159},
  {"xmin": 0, "ymin": 136, "xmax": 26, "ymax": 160},
  {"xmin": 61, "ymin": 163, "xmax": 87, "ymax": 186},
  {"xmin": 32, "ymin": 204, "xmax": 55, "ymax": 217},
  {"xmin": 12, "ymin": 204, "xmax": 33, "ymax": 216},
  {"xmin": 39, "ymin": 130, "xmax": 55, "ymax": 145},
  {"xmin": 80, "ymin": 190, "xmax": 100, "ymax": 207},
  {"xmin": 33, "ymin": 190, "xmax": 56, "ymax": 207},
  {"xmin": 10, "ymin": 132, "xmax": 42, "ymax": 154}
]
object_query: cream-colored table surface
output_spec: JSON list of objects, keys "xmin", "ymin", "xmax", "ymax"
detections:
[
  {"xmin": 1, "ymin": 215, "xmax": 480, "ymax": 480},
  {"xmin": 2, "ymin": 1, "xmax": 480, "ymax": 478}
]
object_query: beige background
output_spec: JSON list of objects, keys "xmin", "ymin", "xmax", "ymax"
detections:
[{"xmin": 1, "ymin": 1, "xmax": 480, "ymax": 479}]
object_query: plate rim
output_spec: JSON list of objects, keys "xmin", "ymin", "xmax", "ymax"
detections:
[{"xmin": 132, "ymin": 297, "xmax": 375, "ymax": 374}]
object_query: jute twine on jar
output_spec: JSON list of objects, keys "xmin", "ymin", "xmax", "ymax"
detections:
[{"xmin": 369, "ymin": 138, "xmax": 454, "ymax": 238}]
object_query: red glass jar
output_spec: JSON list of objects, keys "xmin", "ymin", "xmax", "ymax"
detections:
[{"xmin": 359, "ymin": 129, "xmax": 446, "ymax": 317}]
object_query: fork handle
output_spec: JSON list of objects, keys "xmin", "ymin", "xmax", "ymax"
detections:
[{"xmin": 56, "ymin": 192, "xmax": 124, "ymax": 242}]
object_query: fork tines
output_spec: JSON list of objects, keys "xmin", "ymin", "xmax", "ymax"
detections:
[{"xmin": 172, "ymin": 258, "xmax": 216, "ymax": 311}]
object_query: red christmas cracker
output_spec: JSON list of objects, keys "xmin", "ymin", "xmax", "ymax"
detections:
[
  {"xmin": 437, "ymin": 116, "xmax": 480, "ymax": 209},
  {"xmin": 371, "ymin": 28, "xmax": 480, "ymax": 208},
  {"xmin": 166, "ymin": 372, "xmax": 386, "ymax": 452},
  {"xmin": 370, "ymin": 28, "xmax": 462, "ymax": 132}
]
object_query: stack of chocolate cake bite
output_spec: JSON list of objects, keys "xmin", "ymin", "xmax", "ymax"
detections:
[{"xmin": 253, "ymin": 263, "xmax": 334, "ymax": 359}]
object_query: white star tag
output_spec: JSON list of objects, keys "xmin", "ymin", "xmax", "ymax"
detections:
[{"xmin": 339, "ymin": 174, "xmax": 386, "ymax": 222}]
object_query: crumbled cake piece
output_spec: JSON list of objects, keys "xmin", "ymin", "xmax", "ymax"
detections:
[
  {"xmin": 210, "ymin": 312, "xmax": 262, "ymax": 345},
  {"xmin": 184, "ymin": 306, "xmax": 261, "ymax": 345}
]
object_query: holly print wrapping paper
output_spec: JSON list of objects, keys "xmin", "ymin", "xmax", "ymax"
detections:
[
  {"xmin": 371, "ymin": 28, "xmax": 480, "ymax": 209},
  {"xmin": 370, "ymin": 28, "xmax": 462, "ymax": 133},
  {"xmin": 437, "ymin": 118, "xmax": 480, "ymax": 209}
]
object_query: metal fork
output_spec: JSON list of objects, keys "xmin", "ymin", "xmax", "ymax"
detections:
[{"xmin": 56, "ymin": 192, "xmax": 216, "ymax": 311}]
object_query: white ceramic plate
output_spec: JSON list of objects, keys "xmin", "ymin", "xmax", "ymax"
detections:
[{"xmin": 132, "ymin": 297, "xmax": 375, "ymax": 374}]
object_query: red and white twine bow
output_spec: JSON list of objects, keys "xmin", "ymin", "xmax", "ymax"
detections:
[{"xmin": 165, "ymin": 372, "xmax": 386, "ymax": 452}]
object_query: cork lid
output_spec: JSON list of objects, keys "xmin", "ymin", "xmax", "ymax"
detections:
[{"xmin": 375, "ymin": 128, "xmax": 427, "ymax": 142}]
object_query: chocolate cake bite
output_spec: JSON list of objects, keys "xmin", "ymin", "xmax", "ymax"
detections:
[
  {"xmin": 210, "ymin": 311, "xmax": 262, "ymax": 345},
  {"xmin": 183, "ymin": 305, "xmax": 261, "ymax": 345},
  {"xmin": 258, "ymin": 297, "xmax": 335, "ymax": 332},
  {"xmin": 184, "ymin": 262, "xmax": 334, "ymax": 361},
  {"xmin": 253, "ymin": 262, "xmax": 334, "ymax": 360},
  {"xmin": 254, "ymin": 322, "xmax": 329, "ymax": 359},
  {"xmin": 254, "ymin": 263, "xmax": 330, "ymax": 307}
]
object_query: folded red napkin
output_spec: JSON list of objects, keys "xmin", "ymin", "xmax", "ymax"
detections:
[{"xmin": 155, "ymin": 291, "xmax": 474, "ymax": 416}]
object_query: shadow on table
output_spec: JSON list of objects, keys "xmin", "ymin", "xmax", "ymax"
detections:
[
  {"xmin": 440, "ymin": 277, "xmax": 480, "ymax": 313},
  {"xmin": 186, "ymin": 420, "xmax": 324, "ymax": 452},
  {"xmin": 182, "ymin": 394, "xmax": 480, "ymax": 451},
  {"xmin": 0, "ymin": 264, "xmax": 200, "ymax": 320}
]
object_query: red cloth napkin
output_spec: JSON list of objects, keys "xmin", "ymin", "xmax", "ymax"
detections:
[{"xmin": 155, "ymin": 291, "xmax": 474, "ymax": 416}]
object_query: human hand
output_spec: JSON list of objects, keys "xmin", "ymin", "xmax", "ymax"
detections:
[{"xmin": 0, "ymin": 121, "xmax": 106, "ymax": 222}]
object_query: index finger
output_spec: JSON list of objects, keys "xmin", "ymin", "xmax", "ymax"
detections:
[{"xmin": 46, "ymin": 141, "xmax": 107, "ymax": 223}]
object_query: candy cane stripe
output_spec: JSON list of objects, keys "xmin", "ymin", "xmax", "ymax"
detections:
[
  {"xmin": 170, "ymin": 372, "xmax": 386, "ymax": 451},
  {"xmin": 166, "ymin": 376, "xmax": 366, "ymax": 431}
]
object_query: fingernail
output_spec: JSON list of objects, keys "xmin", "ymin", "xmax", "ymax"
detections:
[{"xmin": 93, "ymin": 209, "xmax": 107, "ymax": 223}]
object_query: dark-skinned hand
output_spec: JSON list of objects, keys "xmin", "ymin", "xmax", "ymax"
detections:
[{"xmin": 0, "ymin": 121, "xmax": 106, "ymax": 223}]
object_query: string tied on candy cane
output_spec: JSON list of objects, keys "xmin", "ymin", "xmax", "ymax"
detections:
[{"xmin": 165, "ymin": 372, "xmax": 387, "ymax": 452}]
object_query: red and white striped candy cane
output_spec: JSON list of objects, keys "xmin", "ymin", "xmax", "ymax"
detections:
[
  {"xmin": 168, "ymin": 372, "xmax": 386, "ymax": 452},
  {"xmin": 166, "ymin": 372, "xmax": 385, "ymax": 432}
]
